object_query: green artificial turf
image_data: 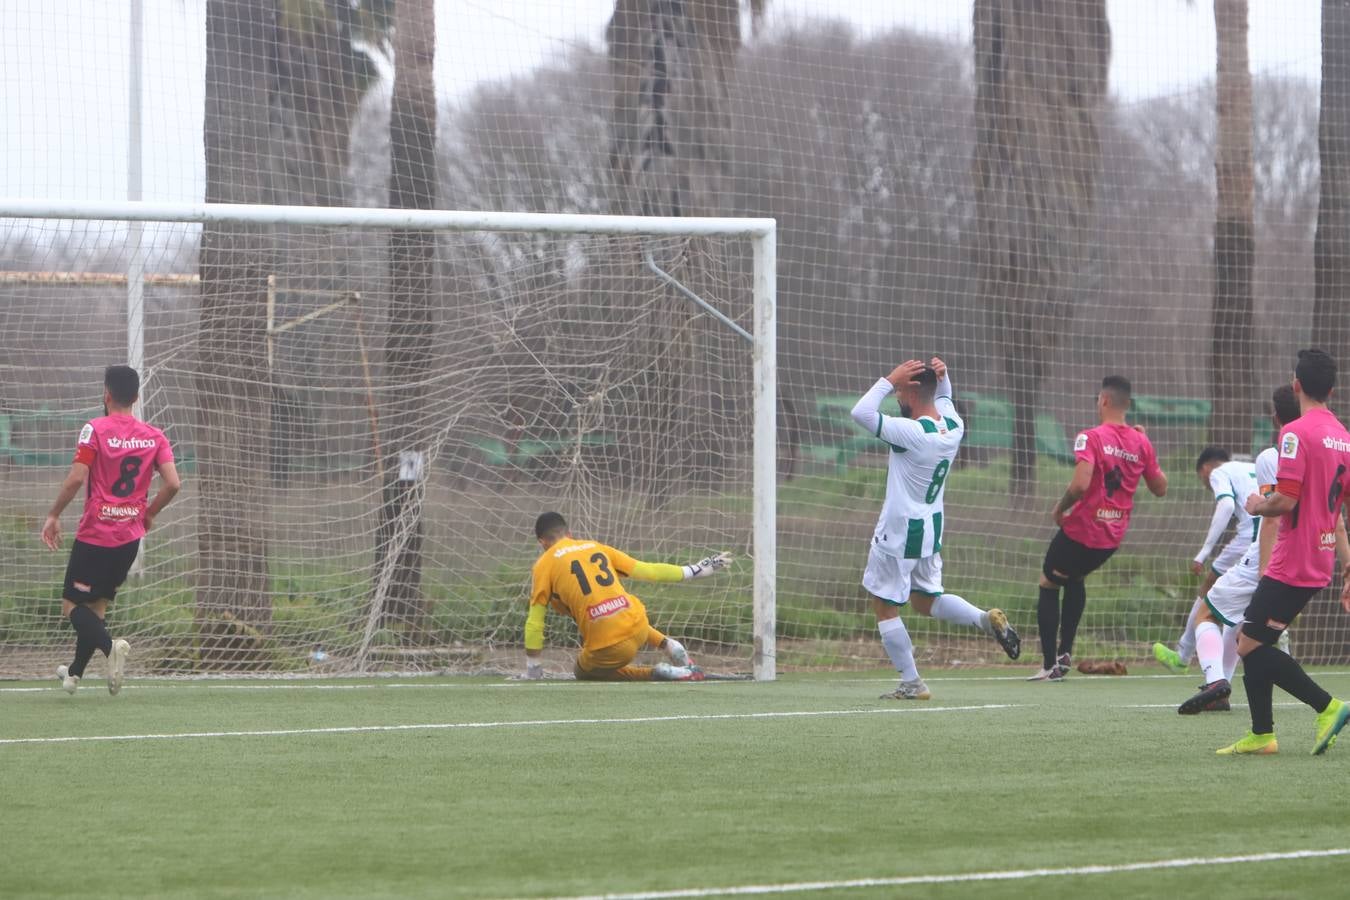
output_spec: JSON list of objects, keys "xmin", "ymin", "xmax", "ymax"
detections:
[{"xmin": 3, "ymin": 669, "xmax": 1348, "ymax": 899}]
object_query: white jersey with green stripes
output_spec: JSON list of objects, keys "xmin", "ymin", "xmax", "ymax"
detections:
[{"xmin": 850, "ymin": 374, "xmax": 964, "ymax": 559}]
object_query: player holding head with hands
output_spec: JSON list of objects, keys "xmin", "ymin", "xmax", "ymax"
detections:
[
  {"xmin": 1212, "ymin": 350, "xmax": 1350, "ymax": 755},
  {"xmin": 41, "ymin": 365, "xmax": 180, "ymax": 695},
  {"xmin": 523, "ymin": 512, "xmax": 730, "ymax": 681},
  {"xmin": 1031, "ymin": 375, "xmax": 1167, "ymax": 681},
  {"xmin": 851, "ymin": 356, "xmax": 1021, "ymax": 701}
]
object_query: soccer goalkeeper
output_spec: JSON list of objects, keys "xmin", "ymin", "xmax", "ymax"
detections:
[{"xmin": 522, "ymin": 512, "xmax": 731, "ymax": 681}]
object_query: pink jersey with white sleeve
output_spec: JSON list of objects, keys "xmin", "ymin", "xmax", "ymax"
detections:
[
  {"xmin": 1265, "ymin": 408, "xmax": 1350, "ymax": 588},
  {"xmin": 1060, "ymin": 423, "xmax": 1161, "ymax": 550},
  {"xmin": 72, "ymin": 414, "xmax": 174, "ymax": 547}
]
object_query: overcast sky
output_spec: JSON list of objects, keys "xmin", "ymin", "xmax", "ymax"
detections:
[{"xmin": 0, "ymin": 0, "xmax": 1323, "ymax": 205}]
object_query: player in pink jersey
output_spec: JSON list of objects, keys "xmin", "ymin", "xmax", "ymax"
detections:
[
  {"xmin": 1207, "ymin": 350, "xmax": 1350, "ymax": 755},
  {"xmin": 40, "ymin": 366, "xmax": 181, "ymax": 696},
  {"xmin": 1029, "ymin": 375, "xmax": 1167, "ymax": 681}
]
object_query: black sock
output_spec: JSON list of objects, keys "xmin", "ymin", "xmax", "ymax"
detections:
[
  {"xmin": 1246, "ymin": 643, "xmax": 1332, "ymax": 719},
  {"xmin": 1242, "ymin": 648, "xmax": 1278, "ymax": 734},
  {"xmin": 1037, "ymin": 586, "xmax": 1061, "ymax": 669},
  {"xmin": 67, "ymin": 604, "xmax": 112, "ymax": 678},
  {"xmin": 1058, "ymin": 580, "xmax": 1087, "ymax": 658}
]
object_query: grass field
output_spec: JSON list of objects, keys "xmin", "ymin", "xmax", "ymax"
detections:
[{"xmin": 4, "ymin": 668, "xmax": 1349, "ymax": 899}]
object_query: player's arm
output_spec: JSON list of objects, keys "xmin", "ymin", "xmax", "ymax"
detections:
[
  {"xmin": 1246, "ymin": 483, "xmax": 1298, "ymax": 518},
  {"xmin": 851, "ymin": 360, "xmax": 927, "ymax": 450},
  {"xmin": 1052, "ymin": 460, "xmax": 1094, "ymax": 526},
  {"xmin": 1340, "ymin": 514, "xmax": 1350, "ymax": 614},
  {"xmin": 143, "ymin": 460, "xmax": 182, "ymax": 532},
  {"xmin": 1257, "ymin": 505, "xmax": 1279, "ymax": 576},
  {"xmin": 929, "ymin": 357, "xmax": 961, "ymax": 424},
  {"xmin": 1143, "ymin": 440, "xmax": 1167, "ymax": 497},
  {"xmin": 40, "ymin": 462, "xmax": 90, "ymax": 550},
  {"xmin": 1192, "ymin": 494, "xmax": 1236, "ymax": 573},
  {"xmin": 614, "ymin": 547, "xmax": 733, "ymax": 582},
  {"xmin": 522, "ymin": 571, "xmax": 551, "ymax": 678}
]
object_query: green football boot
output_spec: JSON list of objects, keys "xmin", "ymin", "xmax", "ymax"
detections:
[
  {"xmin": 1312, "ymin": 698, "xmax": 1350, "ymax": 756},
  {"xmin": 1216, "ymin": 732, "xmax": 1278, "ymax": 756},
  {"xmin": 1153, "ymin": 642, "xmax": 1188, "ymax": 675}
]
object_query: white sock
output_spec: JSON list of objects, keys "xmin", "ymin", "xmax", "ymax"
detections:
[
  {"xmin": 1176, "ymin": 597, "xmax": 1204, "ymax": 664},
  {"xmin": 878, "ymin": 617, "xmax": 919, "ymax": 682},
  {"xmin": 929, "ymin": 593, "xmax": 986, "ymax": 632},
  {"xmin": 1195, "ymin": 621, "xmax": 1225, "ymax": 685},
  {"xmin": 1222, "ymin": 623, "xmax": 1241, "ymax": 682}
]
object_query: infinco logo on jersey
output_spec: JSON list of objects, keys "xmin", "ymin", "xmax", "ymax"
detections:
[
  {"xmin": 107, "ymin": 436, "xmax": 157, "ymax": 450},
  {"xmin": 1101, "ymin": 444, "xmax": 1141, "ymax": 463},
  {"xmin": 1322, "ymin": 435, "xmax": 1350, "ymax": 453}
]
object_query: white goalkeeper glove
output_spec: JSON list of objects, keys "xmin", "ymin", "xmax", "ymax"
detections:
[
  {"xmin": 683, "ymin": 551, "xmax": 732, "ymax": 580},
  {"xmin": 523, "ymin": 660, "xmax": 545, "ymax": 680}
]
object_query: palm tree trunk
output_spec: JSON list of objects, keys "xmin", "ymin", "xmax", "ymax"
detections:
[
  {"xmin": 1210, "ymin": 0, "xmax": 1256, "ymax": 451},
  {"xmin": 196, "ymin": 0, "xmax": 276, "ymax": 664},
  {"xmin": 1314, "ymin": 0, "xmax": 1350, "ymax": 352},
  {"xmin": 972, "ymin": 0, "xmax": 1110, "ymax": 498},
  {"xmin": 376, "ymin": 0, "xmax": 437, "ymax": 636}
]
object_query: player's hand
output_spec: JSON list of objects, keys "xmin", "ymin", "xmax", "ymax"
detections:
[
  {"xmin": 929, "ymin": 357, "xmax": 947, "ymax": 380},
  {"xmin": 1130, "ymin": 423, "xmax": 1147, "ymax": 434},
  {"xmin": 1341, "ymin": 578, "xmax": 1350, "ymax": 614},
  {"xmin": 685, "ymin": 551, "xmax": 732, "ymax": 579},
  {"xmin": 143, "ymin": 510, "xmax": 156, "ymax": 532},
  {"xmin": 1244, "ymin": 493, "xmax": 1264, "ymax": 516},
  {"xmin": 886, "ymin": 360, "xmax": 926, "ymax": 391},
  {"xmin": 1190, "ymin": 560, "xmax": 1205, "ymax": 576},
  {"xmin": 1051, "ymin": 505, "xmax": 1068, "ymax": 526},
  {"xmin": 40, "ymin": 515, "xmax": 62, "ymax": 551}
]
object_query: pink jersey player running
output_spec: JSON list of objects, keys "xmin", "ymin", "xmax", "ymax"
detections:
[
  {"xmin": 40, "ymin": 365, "xmax": 181, "ymax": 696},
  {"xmin": 1205, "ymin": 350, "xmax": 1350, "ymax": 756},
  {"xmin": 1030, "ymin": 375, "xmax": 1168, "ymax": 681}
]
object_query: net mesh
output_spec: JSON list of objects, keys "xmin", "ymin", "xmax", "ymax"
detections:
[{"xmin": 3, "ymin": 1, "xmax": 1347, "ymax": 676}]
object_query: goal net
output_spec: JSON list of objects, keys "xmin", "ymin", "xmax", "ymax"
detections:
[{"xmin": 0, "ymin": 204, "xmax": 776, "ymax": 679}]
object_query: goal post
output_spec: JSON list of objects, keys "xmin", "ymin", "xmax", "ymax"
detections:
[{"xmin": 0, "ymin": 200, "xmax": 777, "ymax": 681}]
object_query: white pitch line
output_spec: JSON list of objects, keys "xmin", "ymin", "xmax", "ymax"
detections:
[
  {"xmin": 0, "ymin": 703, "xmax": 1018, "ymax": 747},
  {"xmin": 538, "ymin": 848, "xmax": 1350, "ymax": 900}
]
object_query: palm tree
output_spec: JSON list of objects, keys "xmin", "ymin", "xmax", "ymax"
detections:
[
  {"xmin": 972, "ymin": 0, "xmax": 1111, "ymax": 497},
  {"xmin": 275, "ymin": 0, "xmax": 393, "ymax": 206},
  {"xmin": 196, "ymin": 0, "xmax": 277, "ymax": 660},
  {"xmin": 1314, "ymin": 0, "xmax": 1350, "ymax": 352},
  {"xmin": 603, "ymin": 1, "xmax": 762, "ymax": 503},
  {"xmin": 374, "ymin": 0, "xmax": 436, "ymax": 634},
  {"xmin": 1210, "ymin": 0, "xmax": 1255, "ymax": 451}
]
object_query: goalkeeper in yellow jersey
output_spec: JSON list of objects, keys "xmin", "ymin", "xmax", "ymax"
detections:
[{"xmin": 522, "ymin": 511, "xmax": 731, "ymax": 681}]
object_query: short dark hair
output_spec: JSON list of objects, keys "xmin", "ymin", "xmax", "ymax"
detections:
[
  {"xmin": 910, "ymin": 366, "xmax": 938, "ymax": 401},
  {"xmin": 1195, "ymin": 445, "xmax": 1230, "ymax": 472},
  {"xmin": 104, "ymin": 365, "xmax": 140, "ymax": 407},
  {"xmin": 1295, "ymin": 349, "xmax": 1336, "ymax": 402},
  {"xmin": 1271, "ymin": 384, "xmax": 1300, "ymax": 427},
  {"xmin": 1101, "ymin": 375, "xmax": 1131, "ymax": 409},
  {"xmin": 534, "ymin": 511, "xmax": 568, "ymax": 541}
]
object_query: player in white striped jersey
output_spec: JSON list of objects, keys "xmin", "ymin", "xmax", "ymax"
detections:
[
  {"xmin": 851, "ymin": 357, "xmax": 1021, "ymax": 701},
  {"xmin": 1153, "ymin": 447, "xmax": 1259, "ymax": 675}
]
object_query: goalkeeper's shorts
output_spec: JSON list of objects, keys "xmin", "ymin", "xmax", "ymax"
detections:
[
  {"xmin": 577, "ymin": 624, "xmax": 667, "ymax": 674},
  {"xmin": 863, "ymin": 547, "xmax": 943, "ymax": 606}
]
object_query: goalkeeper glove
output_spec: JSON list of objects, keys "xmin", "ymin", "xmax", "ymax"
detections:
[
  {"xmin": 683, "ymin": 551, "xmax": 732, "ymax": 579},
  {"xmin": 524, "ymin": 660, "xmax": 545, "ymax": 680}
]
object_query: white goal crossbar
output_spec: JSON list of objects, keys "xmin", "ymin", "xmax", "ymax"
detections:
[{"xmin": 0, "ymin": 200, "xmax": 778, "ymax": 680}]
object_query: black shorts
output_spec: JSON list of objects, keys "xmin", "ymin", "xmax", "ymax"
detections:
[
  {"xmin": 1240, "ymin": 577, "xmax": 1322, "ymax": 644},
  {"xmin": 1042, "ymin": 529, "xmax": 1117, "ymax": 583},
  {"xmin": 63, "ymin": 539, "xmax": 140, "ymax": 604}
]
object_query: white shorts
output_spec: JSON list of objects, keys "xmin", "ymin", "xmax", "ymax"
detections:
[
  {"xmin": 1204, "ymin": 563, "xmax": 1259, "ymax": 627},
  {"xmin": 1211, "ymin": 533, "xmax": 1250, "ymax": 577},
  {"xmin": 863, "ymin": 547, "xmax": 943, "ymax": 606}
]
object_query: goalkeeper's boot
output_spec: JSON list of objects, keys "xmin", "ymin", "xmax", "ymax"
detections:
[
  {"xmin": 106, "ymin": 639, "xmax": 130, "ymax": 696},
  {"xmin": 1312, "ymin": 698, "xmax": 1350, "ymax": 756},
  {"xmin": 986, "ymin": 608, "xmax": 1021, "ymax": 660},
  {"xmin": 1178, "ymin": 678, "xmax": 1231, "ymax": 716},
  {"xmin": 1153, "ymin": 642, "xmax": 1189, "ymax": 675},
  {"xmin": 879, "ymin": 678, "xmax": 931, "ymax": 701},
  {"xmin": 1049, "ymin": 653, "xmax": 1071, "ymax": 681},
  {"xmin": 56, "ymin": 664, "xmax": 78, "ymax": 695},
  {"xmin": 1216, "ymin": 732, "xmax": 1278, "ymax": 756},
  {"xmin": 652, "ymin": 662, "xmax": 704, "ymax": 682}
]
